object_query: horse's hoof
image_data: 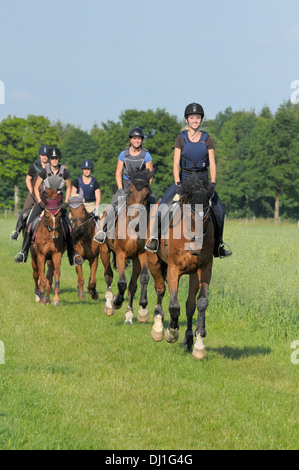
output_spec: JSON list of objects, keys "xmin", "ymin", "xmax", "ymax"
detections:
[
  {"xmin": 124, "ymin": 309, "xmax": 133, "ymax": 325},
  {"xmin": 35, "ymin": 294, "xmax": 40, "ymax": 303},
  {"xmin": 192, "ymin": 335, "xmax": 207, "ymax": 360},
  {"xmin": 151, "ymin": 314, "xmax": 164, "ymax": 342},
  {"xmin": 165, "ymin": 327, "xmax": 179, "ymax": 343},
  {"xmin": 91, "ymin": 292, "xmax": 99, "ymax": 301},
  {"xmin": 51, "ymin": 300, "xmax": 60, "ymax": 306},
  {"xmin": 137, "ymin": 307, "xmax": 149, "ymax": 323},
  {"xmin": 104, "ymin": 306, "xmax": 115, "ymax": 316}
]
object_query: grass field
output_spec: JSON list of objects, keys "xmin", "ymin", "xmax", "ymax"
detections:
[{"xmin": 0, "ymin": 217, "xmax": 298, "ymax": 450}]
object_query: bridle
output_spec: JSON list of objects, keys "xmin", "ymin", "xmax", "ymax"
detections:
[{"xmin": 43, "ymin": 205, "xmax": 63, "ymax": 239}]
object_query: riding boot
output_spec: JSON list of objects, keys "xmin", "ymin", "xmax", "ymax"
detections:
[
  {"xmin": 63, "ymin": 217, "xmax": 84, "ymax": 266},
  {"xmin": 210, "ymin": 193, "xmax": 232, "ymax": 258},
  {"xmin": 94, "ymin": 216, "xmax": 107, "ymax": 244},
  {"xmin": 10, "ymin": 212, "xmax": 24, "ymax": 240},
  {"xmin": 14, "ymin": 231, "xmax": 32, "ymax": 263}
]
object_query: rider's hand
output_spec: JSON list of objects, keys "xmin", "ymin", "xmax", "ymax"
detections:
[
  {"xmin": 39, "ymin": 200, "xmax": 46, "ymax": 209},
  {"xmin": 176, "ymin": 182, "xmax": 183, "ymax": 194},
  {"xmin": 61, "ymin": 202, "xmax": 68, "ymax": 211}
]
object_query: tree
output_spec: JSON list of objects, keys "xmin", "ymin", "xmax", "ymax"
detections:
[
  {"xmin": 60, "ymin": 128, "xmax": 98, "ymax": 181},
  {"xmin": 0, "ymin": 115, "xmax": 60, "ymax": 213}
]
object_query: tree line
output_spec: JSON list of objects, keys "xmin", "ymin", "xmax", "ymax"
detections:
[{"xmin": 0, "ymin": 102, "xmax": 298, "ymax": 222}]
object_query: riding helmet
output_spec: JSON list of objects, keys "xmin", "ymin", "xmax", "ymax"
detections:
[
  {"xmin": 80, "ymin": 159, "xmax": 94, "ymax": 170},
  {"xmin": 47, "ymin": 147, "xmax": 62, "ymax": 160},
  {"xmin": 38, "ymin": 145, "xmax": 49, "ymax": 155},
  {"xmin": 129, "ymin": 127, "xmax": 144, "ymax": 139},
  {"xmin": 184, "ymin": 103, "xmax": 205, "ymax": 119}
]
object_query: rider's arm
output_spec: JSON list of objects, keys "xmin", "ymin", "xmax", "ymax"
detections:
[
  {"xmin": 145, "ymin": 160, "xmax": 153, "ymax": 185},
  {"xmin": 26, "ymin": 175, "xmax": 34, "ymax": 194},
  {"xmin": 115, "ymin": 159, "xmax": 124, "ymax": 190},
  {"xmin": 173, "ymin": 147, "xmax": 181, "ymax": 184},
  {"xmin": 95, "ymin": 188, "xmax": 101, "ymax": 208},
  {"xmin": 34, "ymin": 176, "xmax": 43, "ymax": 203},
  {"xmin": 65, "ymin": 179, "xmax": 71, "ymax": 204},
  {"xmin": 208, "ymin": 149, "xmax": 216, "ymax": 184}
]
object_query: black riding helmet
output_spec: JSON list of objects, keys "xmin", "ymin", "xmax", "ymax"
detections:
[
  {"xmin": 184, "ymin": 103, "xmax": 205, "ymax": 119},
  {"xmin": 47, "ymin": 146, "xmax": 62, "ymax": 160},
  {"xmin": 129, "ymin": 127, "xmax": 144, "ymax": 139}
]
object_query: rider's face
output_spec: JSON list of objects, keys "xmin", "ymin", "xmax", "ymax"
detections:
[
  {"xmin": 50, "ymin": 157, "xmax": 59, "ymax": 168},
  {"xmin": 186, "ymin": 114, "xmax": 202, "ymax": 129},
  {"xmin": 130, "ymin": 136, "xmax": 143, "ymax": 148}
]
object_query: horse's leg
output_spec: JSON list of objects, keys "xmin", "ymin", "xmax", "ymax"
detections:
[
  {"xmin": 148, "ymin": 254, "xmax": 166, "ymax": 342},
  {"xmin": 192, "ymin": 274, "xmax": 209, "ymax": 360},
  {"xmin": 88, "ymin": 257, "xmax": 99, "ymax": 300},
  {"xmin": 112, "ymin": 251, "xmax": 127, "ymax": 311},
  {"xmin": 31, "ymin": 250, "xmax": 40, "ymax": 302},
  {"xmin": 184, "ymin": 273, "xmax": 199, "ymax": 352},
  {"xmin": 125, "ymin": 257, "xmax": 140, "ymax": 325},
  {"xmin": 45, "ymin": 260, "xmax": 54, "ymax": 304},
  {"xmin": 37, "ymin": 255, "xmax": 47, "ymax": 305},
  {"xmin": 100, "ymin": 245, "xmax": 115, "ymax": 315},
  {"xmin": 51, "ymin": 253, "xmax": 62, "ymax": 306},
  {"xmin": 76, "ymin": 264, "xmax": 85, "ymax": 301},
  {"xmin": 165, "ymin": 265, "xmax": 181, "ymax": 343},
  {"xmin": 137, "ymin": 252, "xmax": 150, "ymax": 323}
]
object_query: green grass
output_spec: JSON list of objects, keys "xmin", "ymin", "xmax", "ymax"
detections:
[{"xmin": 0, "ymin": 218, "xmax": 298, "ymax": 449}]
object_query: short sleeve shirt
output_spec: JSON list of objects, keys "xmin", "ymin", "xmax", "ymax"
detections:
[{"xmin": 174, "ymin": 133, "xmax": 215, "ymax": 151}]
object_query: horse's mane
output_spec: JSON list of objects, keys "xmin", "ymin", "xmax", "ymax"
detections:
[{"xmin": 181, "ymin": 175, "xmax": 211, "ymax": 196}]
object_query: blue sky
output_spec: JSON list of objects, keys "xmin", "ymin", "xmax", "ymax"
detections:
[{"xmin": 1, "ymin": 0, "xmax": 299, "ymax": 130}]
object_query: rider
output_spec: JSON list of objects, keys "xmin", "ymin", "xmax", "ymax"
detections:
[
  {"xmin": 145, "ymin": 103, "xmax": 232, "ymax": 258},
  {"xmin": 14, "ymin": 146, "xmax": 84, "ymax": 266},
  {"xmin": 10, "ymin": 145, "xmax": 49, "ymax": 240},
  {"xmin": 95, "ymin": 126, "xmax": 156, "ymax": 243},
  {"xmin": 71, "ymin": 159, "xmax": 101, "ymax": 213}
]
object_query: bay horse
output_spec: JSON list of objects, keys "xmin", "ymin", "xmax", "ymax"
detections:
[
  {"xmin": 68, "ymin": 192, "xmax": 114, "ymax": 305},
  {"xmin": 147, "ymin": 176, "xmax": 215, "ymax": 359},
  {"xmin": 103, "ymin": 169, "xmax": 154, "ymax": 324},
  {"xmin": 30, "ymin": 188, "xmax": 65, "ymax": 305}
]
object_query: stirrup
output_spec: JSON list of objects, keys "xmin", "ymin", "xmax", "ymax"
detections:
[
  {"xmin": 93, "ymin": 230, "xmax": 106, "ymax": 244},
  {"xmin": 10, "ymin": 230, "xmax": 20, "ymax": 240},
  {"xmin": 145, "ymin": 237, "xmax": 159, "ymax": 253},
  {"xmin": 14, "ymin": 252, "xmax": 26, "ymax": 264},
  {"xmin": 73, "ymin": 254, "xmax": 84, "ymax": 266},
  {"xmin": 218, "ymin": 242, "xmax": 232, "ymax": 258}
]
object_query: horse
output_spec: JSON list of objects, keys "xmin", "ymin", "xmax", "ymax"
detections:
[
  {"xmin": 68, "ymin": 192, "xmax": 114, "ymax": 305},
  {"xmin": 103, "ymin": 168, "xmax": 154, "ymax": 324},
  {"xmin": 30, "ymin": 188, "xmax": 65, "ymax": 305},
  {"xmin": 147, "ymin": 176, "xmax": 215, "ymax": 359}
]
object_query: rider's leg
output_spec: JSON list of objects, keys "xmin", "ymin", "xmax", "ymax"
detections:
[
  {"xmin": 210, "ymin": 191, "xmax": 232, "ymax": 258},
  {"xmin": 14, "ymin": 203, "xmax": 42, "ymax": 263}
]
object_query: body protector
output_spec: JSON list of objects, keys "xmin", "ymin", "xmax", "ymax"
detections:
[
  {"xmin": 180, "ymin": 130, "xmax": 209, "ymax": 171},
  {"xmin": 123, "ymin": 147, "xmax": 148, "ymax": 179},
  {"xmin": 44, "ymin": 164, "xmax": 66, "ymax": 190},
  {"xmin": 78, "ymin": 175, "xmax": 96, "ymax": 202}
]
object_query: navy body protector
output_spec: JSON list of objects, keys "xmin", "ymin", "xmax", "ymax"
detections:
[
  {"xmin": 180, "ymin": 130, "xmax": 209, "ymax": 171},
  {"xmin": 78, "ymin": 175, "xmax": 96, "ymax": 202},
  {"xmin": 123, "ymin": 147, "xmax": 147, "ymax": 179}
]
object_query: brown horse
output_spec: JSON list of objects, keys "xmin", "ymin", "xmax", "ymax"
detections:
[
  {"xmin": 147, "ymin": 176, "xmax": 215, "ymax": 359},
  {"xmin": 68, "ymin": 193, "xmax": 114, "ymax": 304},
  {"xmin": 102, "ymin": 169, "xmax": 154, "ymax": 324},
  {"xmin": 30, "ymin": 188, "xmax": 65, "ymax": 305}
]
